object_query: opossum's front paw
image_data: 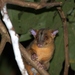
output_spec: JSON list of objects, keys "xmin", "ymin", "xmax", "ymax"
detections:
[
  {"xmin": 36, "ymin": 61, "xmax": 45, "ymax": 69},
  {"xmin": 31, "ymin": 53, "xmax": 38, "ymax": 61}
]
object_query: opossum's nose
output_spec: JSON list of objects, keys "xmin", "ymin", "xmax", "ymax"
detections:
[
  {"xmin": 37, "ymin": 40, "xmax": 44, "ymax": 47},
  {"xmin": 37, "ymin": 44, "xmax": 43, "ymax": 47}
]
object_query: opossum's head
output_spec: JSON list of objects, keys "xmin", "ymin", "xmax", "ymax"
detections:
[{"xmin": 30, "ymin": 29, "xmax": 58, "ymax": 47}]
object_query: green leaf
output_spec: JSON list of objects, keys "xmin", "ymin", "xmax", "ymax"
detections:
[
  {"xmin": 68, "ymin": 23, "xmax": 75, "ymax": 70},
  {"xmin": 49, "ymin": 27, "xmax": 64, "ymax": 75}
]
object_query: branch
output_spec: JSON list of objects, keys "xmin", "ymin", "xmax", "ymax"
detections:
[
  {"xmin": 7, "ymin": 0, "xmax": 62, "ymax": 9},
  {"xmin": 0, "ymin": 20, "xmax": 10, "ymax": 55},
  {"xmin": 0, "ymin": 0, "xmax": 62, "ymax": 10},
  {"xmin": 1, "ymin": 5, "xmax": 28, "ymax": 75},
  {"xmin": 0, "ymin": 35, "xmax": 6, "ymax": 55},
  {"xmin": 57, "ymin": 7, "xmax": 69, "ymax": 75}
]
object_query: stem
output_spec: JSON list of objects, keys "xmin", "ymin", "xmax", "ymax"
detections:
[
  {"xmin": 0, "ymin": 20, "xmax": 10, "ymax": 55},
  {"xmin": 57, "ymin": 7, "xmax": 69, "ymax": 75}
]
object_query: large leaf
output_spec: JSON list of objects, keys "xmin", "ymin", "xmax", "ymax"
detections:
[
  {"xmin": 49, "ymin": 27, "xmax": 64, "ymax": 75},
  {"xmin": 68, "ymin": 9, "xmax": 75, "ymax": 70},
  {"xmin": 68, "ymin": 23, "xmax": 75, "ymax": 70}
]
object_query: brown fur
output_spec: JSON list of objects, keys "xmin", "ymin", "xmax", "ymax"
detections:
[{"xmin": 24, "ymin": 29, "xmax": 58, "ymax": 75}]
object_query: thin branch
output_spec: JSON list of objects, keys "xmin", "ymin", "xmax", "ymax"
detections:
[
  {"xmin": 0, "ymin": 0, "xmax": 5, "ymax": 9},
  {"xmin": 0, "ymin": 0, "xmax": 62, "ymax": 10},
  {"xmin": 7, "ymin": 0, "xmax": 62, "ymax": 9},
  {"xmin": 0, "ymin": 34, "xmax": 6, "ymax": 55},
  {"xmin": 0, "ymin": 20, "xmax": 10, "ymax": 55},
  {"xmin": 57, "ymin": 7, "xmax": 69, "ymax": 75}
]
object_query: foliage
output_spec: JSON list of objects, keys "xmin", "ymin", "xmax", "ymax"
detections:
[{"xmin": 6, "ymin": 0, "xmax": 75, "ymax": 75}]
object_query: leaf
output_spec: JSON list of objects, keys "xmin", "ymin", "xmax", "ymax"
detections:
[
  {"xmin": 68, "ymin": 23, "xmax": 75, "ymax": 70},
  {"xmin": 67, "ymin": 8, "xmax": 75, "ymax": 23},
  {"xmin": 49, "ymin": 27, "xmax": 64, "ymax": 75}
]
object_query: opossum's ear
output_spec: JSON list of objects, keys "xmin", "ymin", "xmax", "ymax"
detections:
[
  {"xmin": 30, "ymin": 29, "xmax": 38, "ymax": 37},
  {"xmin": 51, "ymin": 30, "xmax": 58, "ymax": 38}
]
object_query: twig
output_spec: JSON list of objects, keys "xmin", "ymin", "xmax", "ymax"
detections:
[
  {"xmin": 0, "ymin": 35, "xmax": 6, "ymax": 55},
  {"xmin": 0, "ymin": 0, "xmax": 5, "ymax": 9},
  {"xmin": 0, "ymin": 0, "xmax": 62, "ymax": 10},
  {"xmin": 1, "ymin": 5, "xmax": 28, "ymax": 75},
  {"xmin": 7, "ymin": 0, "xmax": 62, "ymax": 9},
  {"xmin": 0, "ymin": 20, "xmax": 10, "ymax": 55},
  {"xmin": 57, "ymin": 7, "xmax": 69, "ymax": 75}
]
